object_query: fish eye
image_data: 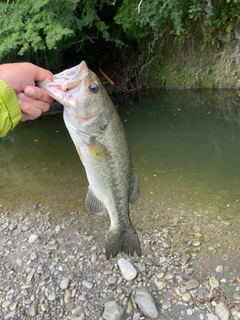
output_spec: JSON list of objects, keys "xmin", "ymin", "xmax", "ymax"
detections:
[{"xmin": 89, "ymin": 83, "xmax": 99, "ymax": 93}]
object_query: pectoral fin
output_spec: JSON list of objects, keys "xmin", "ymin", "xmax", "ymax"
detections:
[
  {"xmin": 87, "ymin": 138, "xmax": 112, "ymax": 162},
  {"xmin": 85, "ymin": 189, "xmax": 106, "ymax": 215},
  {"xmin": 129, "ymin": 169, "xmax": 140, "ymax": 204}
]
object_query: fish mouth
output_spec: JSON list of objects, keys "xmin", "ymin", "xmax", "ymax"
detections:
[{"xmin": 37, "ymin": 61, "xmax": 90, "ymax": 108}]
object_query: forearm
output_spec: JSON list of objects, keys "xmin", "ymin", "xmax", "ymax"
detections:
[{"xmin": 0, "ymin": 79, "xmax": 21, "ymax": 142}]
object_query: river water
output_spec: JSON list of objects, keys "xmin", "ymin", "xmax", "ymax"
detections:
[{"xmin": 1, "ymin": 89, "xmax": 240, "ymax": 231}]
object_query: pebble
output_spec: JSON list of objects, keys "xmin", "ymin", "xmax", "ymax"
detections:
[
  {"xmin": 181, "ymin": 253, "xmax": 191, "ymax": 264},
  {"xmin": 185, "ymin": 279, "xmax": 200, "ymax": 290},
  {"xmin": 182, "ymin": 292, "xmax": 192, "ymax": 302},
  {"xmin": 27, "ymin": 299, "xmax": 39, "ymax": 317},
  {"xmin": 91, "ymin": 252, "xmax": 98, "ymax": 264},
  {"xmin": 29, "ymin": 234, "xmax": 39, "ymax": 243},
  {"xmin": 102, "ymin": 300, "xmax": 124, "ymax": 320},
  {"xmin": 192, "ymin": 240, "xmax": 201, "ymax": 246},
  {"xmin": 118, "ymin": 258, "xmax": 137, "ymax": 281},
  {"xmin": 162, "ymin": 299, "xmax": 172, "ymax": 310},
  {"xmin": 215, "ymin": 265, "xmax": 223, "ymax": 272},
  {"xmin": 215, "ymin": 302, "xmax": 230, "ymax": 320},
  {"xmin": 82, "ymin": 280, "xmax": 93, "ymax": 289},
  {"xmin": 209, "ymin": 277, "xmax": 219, "ymax": 288},
  {"xmin": 48, "ymin": 291, "xmax": 56, "ymax": 301},
  {"xmin": 134, "ymin": 287, "xmax": 159, "ymax": 319},
  {"xmin": 5, "ymin": 311, "xmax": 16, "ymax": 320},
  {"xmin": 233, "ymin": 293, "xmax": 240, "ymax": 300},
  {"xmin": 64, "ymin": 289, "xmax": 71, "ymax": 304},
  {"xmin": 108, "ymin": 276, "xmax": 117, "ymax": 284},
  {"xmin": 55, "ymin": 225, "xmax": 61, "ymax": 232},
  {"xmin": 2, "ymin": 300, "xmax": 11, "ymax": 308},
  {"xmin": 30, "ymin": 252, "xmax": 37, "ymax": 260},
  {"xmin": 60, "ymin": 276, "xmax": 70, "ymax": 289},
  {"xmin": 164, "ymin": 271, "xmax": 174, "ymax": 280}
]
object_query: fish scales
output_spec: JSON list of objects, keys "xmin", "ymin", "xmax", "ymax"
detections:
[{"xmin": 38, "ymin": 61, "xmax": 141, "ymax": 259}]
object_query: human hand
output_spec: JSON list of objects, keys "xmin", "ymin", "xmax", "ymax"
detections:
[{"xmin": 0, "ymin": 62, "xmax": 54, "ymax": 121}]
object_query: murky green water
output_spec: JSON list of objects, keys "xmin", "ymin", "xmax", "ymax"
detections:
[{"xmin": 1, "ymin": 89, "xmax": 240, "ymax": 228}]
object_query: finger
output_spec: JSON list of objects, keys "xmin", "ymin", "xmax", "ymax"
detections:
[
  {"xmin": 24, "ymin": 86, "xmax": 54, "ymax": 103},
  {"xmin": 20, "ymin": 102, "xmax": 42, "ymax": 121},
  {"xmin": 33, "ymin": 66, "xmax": 53, "ymax": 82},
  {"xmin": 18, "ymin": 95, "xmax": 51, "ymax": 120}
]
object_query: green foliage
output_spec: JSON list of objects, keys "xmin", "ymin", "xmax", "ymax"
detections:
[
  {"xmin": 0, "ymin": 0, "xmax": 239, "ymax": 71},
  {"xmin": 0, "ymin": 0, "xmax": 117, "ymax": 66},
  {"xmin": 114, "ymin": 0, "xmax": 240, "ymax": 44}
]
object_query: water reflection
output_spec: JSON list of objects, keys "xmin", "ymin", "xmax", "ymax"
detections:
[{"xmin": 0, "ymin": 89, "xmax": 240, "ymax": 225}]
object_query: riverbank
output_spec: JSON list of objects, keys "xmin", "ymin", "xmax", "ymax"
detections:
[{"xmin": 0, "ymin": 196, "xmax": 240, "ymax": 320}]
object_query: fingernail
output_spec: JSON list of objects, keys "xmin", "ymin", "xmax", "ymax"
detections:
[
  {"xmin": 17, "ymin": 92, "xmax": 25, "ymax": 99},
  {"xmin": 17, "ymin": 99, "xmax": 22, "ymax": 105},
  {"xmin": 25, "ymin": 87, "xmax": 34, "ymax": 95}
]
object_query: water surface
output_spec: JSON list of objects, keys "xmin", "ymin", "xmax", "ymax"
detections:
[{"xmin": 1, "ymin": 89, "xmax": 240, "ymax": 229}]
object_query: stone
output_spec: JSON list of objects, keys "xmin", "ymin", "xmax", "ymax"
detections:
[
  {"xmin": 215, "ymin": 265, "xmax": 223, "ymax": 273},
  {"xmin": 134, "ymin": 287, "xmax": 159, "ymax": 319},
  {"xmin": 102, "ymin": 300, "xmax": 124, "ymax": 320},
  {"xmin": 29, "ymin": 234, "xmax": 39, "ymax": 244},
  {"xmin": 185, "ymin": 279, "xmax": 200, "ymax": 290},
  {"xmin": 27, "ymin": 299, "xmax": 38, "ymax": 317},
  {"xmin": 64, "ymin": 289, "xmax": 71, "ymax": 304},
  {"xmin": 117, "ymin": 258, "xmax": 137, "ymax": 281},
  {"xmin": 82, "ymin": 280, "xmax": 93, "ymax": 289},
  {"xmin": 209, "ymin": 277, "xmax": 219, "ymax": 288},
  {"xmin": 182, "ymin": 292, "xmax": 191, "ymax": 302},
  {"xmin": 108, "ymin": 276, "xmax": 117, "ymax": 284},
  {"xmin": 161, "ymin": 299, "xmax": 171, "ymax": 310},
  {"xmin": 60, "ymin": 277, "xmax": 70, "ymax": 289},
  {"xmin": 48, "ymin": 291, "xmax": 56, "ymax": 301},
  {"xmin": 215, "ymin": 302, "xmax": 230, "ymax": 320}
]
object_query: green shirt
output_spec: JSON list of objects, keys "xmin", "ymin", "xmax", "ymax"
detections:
[{"xmin": 0, "ymin": 79, "xmax": 21, "ymax": 143}]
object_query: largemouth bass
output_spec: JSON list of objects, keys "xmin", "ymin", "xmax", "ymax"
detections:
[{"xmin": 38, "ymin": 61, "xmax": 141, "ymax": 259}]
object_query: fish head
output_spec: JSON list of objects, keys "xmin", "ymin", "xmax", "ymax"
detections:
[{"xmin": 38, "ymin": 61, "xmax": 111, "ymax": 135}]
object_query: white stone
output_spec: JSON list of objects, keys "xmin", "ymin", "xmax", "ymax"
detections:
[
  {"xmin": 215, "ymin": 302, "xmax": 230, "ymax": 320},
  {"xmin": 117, "ymin": 258, "xmax": 137, "ymax": 281},
  {"xmin": 60, "ymin": 277, "xmax": 70, "ymax": 289},
  {"xmin": 29, "ymin": 234, "xmax": 39, "ymax": 244}
]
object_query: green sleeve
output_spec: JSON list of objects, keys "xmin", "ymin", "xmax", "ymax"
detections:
[{"xmin": 0, "ymin": 79, "xmax": 22, "ymax": 141}]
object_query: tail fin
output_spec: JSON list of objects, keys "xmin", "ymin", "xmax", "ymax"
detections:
[{"xmin": 105, "ymin": 225, "xmax": 142, "ymax": 260}]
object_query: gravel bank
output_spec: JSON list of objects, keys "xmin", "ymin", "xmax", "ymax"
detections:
[{"xmin": 1, "ymin": 205, "xmax": 240, "ymax": 320}]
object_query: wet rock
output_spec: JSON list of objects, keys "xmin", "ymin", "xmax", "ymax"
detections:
[
  {"xmin": 117, "ymin": 258, "xmax": 137, "ymax": 281},
  {"xmin": 134, "ymin": 287, "xmax": 159, "ymax": 319},
  {"xmin": 102, "ymin": 300, "xmax": 124, "ymax": 320}
]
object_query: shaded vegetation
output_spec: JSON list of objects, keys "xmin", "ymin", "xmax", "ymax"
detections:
[{"xmin": 0, "ymin": 0, "xmax": 240, "ymax": 88}]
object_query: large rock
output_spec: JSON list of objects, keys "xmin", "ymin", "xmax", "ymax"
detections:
[
  {"xmin": 134, "ymin": 287, "xmax": 159, "ymax": 319},
  {"xmin": 102, "ymin": 300, "xmax": 124, "ymax": 320}
]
